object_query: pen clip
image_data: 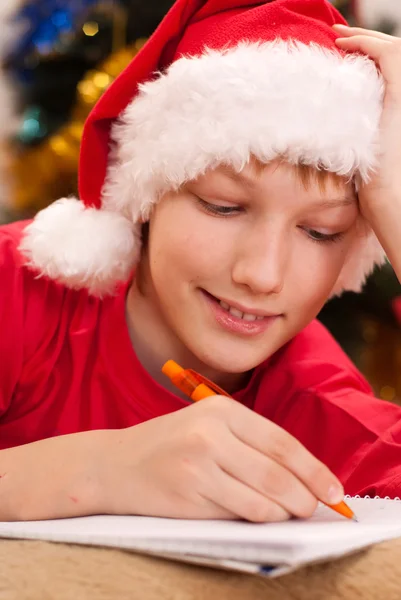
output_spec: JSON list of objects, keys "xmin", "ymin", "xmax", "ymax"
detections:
[{"xmin": 186, "ymin": 369, "xmax": 233, "ymax": 398}]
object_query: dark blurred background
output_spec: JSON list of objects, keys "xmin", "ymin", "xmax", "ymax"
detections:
[{"xmin": 1, "ymin": 0, "xmax": 401, "ymax": 401}]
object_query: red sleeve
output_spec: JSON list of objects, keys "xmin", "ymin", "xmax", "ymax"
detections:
[
  {"xmin": 284, "ymin": 387, "xmax": 401, "ymax": 499},
  {"xmin": 0, "ymin": 222, "xmax": 27, "ymax": 415},
  {"xmin": 262, "ymin": 320, "xmax": 401, "ymax": 499}
]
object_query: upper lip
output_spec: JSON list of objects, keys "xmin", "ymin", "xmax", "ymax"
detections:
[{"xmin": 207, "ymin": 292, "xmax": 281, "ymax": 318}]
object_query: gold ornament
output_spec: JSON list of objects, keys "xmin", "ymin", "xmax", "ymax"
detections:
[{"xmin": 10, "ymin": 39, "xmax": 146, "ymax": 213}]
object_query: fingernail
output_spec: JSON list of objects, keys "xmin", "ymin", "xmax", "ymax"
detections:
[
  {"xmin": 333, "ymin": 23, "xmax": 349, "ymax": 28},
  {"xmin": 327, "ymin": 485, "xmax": 344, "ymax": 505}
]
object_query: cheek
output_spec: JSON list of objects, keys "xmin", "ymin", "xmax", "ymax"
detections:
[
  {"xmin": 148, "ymin": 201, "xmax": 231, "ymax": 286},
  {"xmin": 290, "ymin": 240, "xmax": 352, "ymax": 309}
]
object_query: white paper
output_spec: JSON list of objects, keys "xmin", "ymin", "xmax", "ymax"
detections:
[{"xmin": 0, "ymin": 497, "xmax": 399, "ymax": 568}]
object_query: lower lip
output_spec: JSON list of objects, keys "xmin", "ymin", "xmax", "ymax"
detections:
[{"xmin": 201, "ymin": 291, "xmax": 279, "ymax": 337}]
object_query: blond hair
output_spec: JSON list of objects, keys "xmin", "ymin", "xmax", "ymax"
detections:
[{"xmin": 248, "ymin": 155, "xmax": 352, "ymax": 193}]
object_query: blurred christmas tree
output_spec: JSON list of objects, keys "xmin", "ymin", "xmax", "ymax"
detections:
[
  {"xmin": 330, "ymin": 0, "xmax": 357, "ymax": 22},
  {"xmin": 0, "ymin": 0, "xmax": 174, "ymax": 219}
]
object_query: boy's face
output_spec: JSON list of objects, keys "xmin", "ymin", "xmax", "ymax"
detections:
[{"xmin": 138, "ymin": 160, "xmax": 358, "ymax": 375}]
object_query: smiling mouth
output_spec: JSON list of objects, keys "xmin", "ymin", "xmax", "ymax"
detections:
[{"xmin": 203, "ymin": 291, "xmax": 280, "ymax": 322}]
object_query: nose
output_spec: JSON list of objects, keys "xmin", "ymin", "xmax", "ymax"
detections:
[{"xmin": 231, "ymin": 224, "xmax": 288, "ymax": 295}]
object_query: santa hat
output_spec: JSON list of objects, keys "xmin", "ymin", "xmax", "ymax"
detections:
[{"xmin": 19, "ymin": 0, "xmax": 385, "ymax": 296}]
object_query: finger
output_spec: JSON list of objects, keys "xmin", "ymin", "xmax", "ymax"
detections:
[
  {"xmin": 177, "ymin": 497, "xmax": 237, "ymax": 521},
  {"xmin": 201, "ymin": 463, "xmax": 291, "ymax": 523},
  {"xmin": 333, "ymin": 24, "xmax": 395, "ymax": 42},
  {"xmin": 335, "ymin": 35, "xmax": 401, "ymax": 94},
  {"xmin": 221, "ymin": 399, "xmax": 344, "ymax": 506},
  {"xmin": 147, "ymin": 496, "xmax": 237, "ymax": 520},
  {"xmin": 215, "ymin": 431, "xmax": 317, "ymax": 519},
  {"xmin": 335, "ymin": 35, "xmax": 392, "ymax": 62}
]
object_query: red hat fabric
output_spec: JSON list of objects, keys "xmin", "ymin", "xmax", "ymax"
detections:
[
  {"xmin": 80, "ymin": 0, "xmax": 347, "ymax": 211},
  {"xmin": 19, "ymin": 0, "xmax": 385, "ymax": 296}
]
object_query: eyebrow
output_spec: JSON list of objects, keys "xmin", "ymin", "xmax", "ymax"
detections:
[
  {"xmin": 219, "ymin": 166, "xmax": 258, "ymax": 188},
  {"xmin": 308, "ymin": 197, "xmax": 356, "ymax": 210}
]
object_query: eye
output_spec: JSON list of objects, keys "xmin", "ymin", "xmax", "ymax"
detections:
[
  {"xmin": 303, "ymin": 227, "xmax": 345, "ymax": 244},
  {"xmin": 196, "ymin": 197, "xmax": 243, "ymax": 217}
]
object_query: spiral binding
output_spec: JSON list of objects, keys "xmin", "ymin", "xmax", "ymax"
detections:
[{"xmin": 345, "ymin": 495, "xmax": 401, "ymax": 501}]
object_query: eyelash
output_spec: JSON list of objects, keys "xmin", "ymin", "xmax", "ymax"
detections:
[
  {"xmin": 196, "ymin": 198, "xmax": 241, "ymax": 217},
  {"xmin": 304, "ymin": 229, "xmax": 345, "ymax": 245},
  {"xmin": 196, "ymin": 198, "xmax": 345, "ymax": 244}
]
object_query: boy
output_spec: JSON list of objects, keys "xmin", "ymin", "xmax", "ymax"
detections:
[{"xmin": 1, "ymin": 0, "xmax": 401, "ymax": 523}]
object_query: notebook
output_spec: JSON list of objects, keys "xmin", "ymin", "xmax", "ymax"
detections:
[{"xmin": 0, "ymin": 496, "xmax": 400, "ymax": 577}]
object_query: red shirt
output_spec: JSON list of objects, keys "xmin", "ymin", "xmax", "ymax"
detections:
[{"xmin": 2, "ymin": 221, "xmax": 401, "ymax": 498}]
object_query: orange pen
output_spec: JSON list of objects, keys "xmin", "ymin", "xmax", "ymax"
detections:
[{"xmin": 162, "ymin": 359, "xmax": 358, "ymax": 522}]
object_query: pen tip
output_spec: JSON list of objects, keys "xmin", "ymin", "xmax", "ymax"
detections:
[{"xmin": 352, "ymin": 516, "xmax": 359, "ymax": 522}]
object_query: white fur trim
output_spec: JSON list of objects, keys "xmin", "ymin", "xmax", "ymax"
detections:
[
  {"xmin": 103, "ymin": 40, "xmax": 384, "ymax": 215},
  {"xmin": 102, "ymin": 40, "xmax": 385, "ymax": 292},
  {"xmin": 19, "ymin": 198, "xmax": 140, "ymax": 296}
]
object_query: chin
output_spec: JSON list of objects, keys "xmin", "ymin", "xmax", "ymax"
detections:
[
  {"xmin": 176, "ymin": 319, "xmax": 279, "ymax": 373},
  {"xmin": 191, "ymin": 342, "xmax": 269, "ymax": 374}
]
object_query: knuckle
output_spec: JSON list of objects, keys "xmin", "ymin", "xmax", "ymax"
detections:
[
  {"xmin": 257, "ymin": 464, "xmax": 318, "ymax": 519},
  {"xmin": 267, "ymin": 431, "xmax": 296, "ymax": 464},
  {"xmin": 243, "ymin": 500, "xmax": 270, "ymax": 523},
  {"xmin": 176, "ymin": 458, "xmax": 204, "ymax": 490},
  {"xmin": 184, "ymin": 428, "xmax": 213, "ymax": 453},
  {"xmin": 294, "ymin": 495, "xmax": 318, "ymax": 519},
  {"xmin": 244, "ymin": 500, "xmax": 289, "ymax": 523},
  {"xmin": 259, "ymin": 463, "xmax": 291, "ymax": 497},
  {"xmin": 304, "ymin": 461, "xmax": 331, "ymax": 487},
  {"xmin": 201, "ymin": 395, "xmax": 233, "ymax": 415}
]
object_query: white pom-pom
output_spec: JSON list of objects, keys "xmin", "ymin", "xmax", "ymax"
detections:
[{"xmin": 19, "ymin": 198, "xmax": 140, "ymax": 296}]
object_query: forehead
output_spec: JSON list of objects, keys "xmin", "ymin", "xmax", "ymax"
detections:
[
  {"xmin": 222, "ymin": 159, "xmax": 353, "ymax": 192},
  {"xmin": 196, "ymin": 158, "xmax": 356, "ymax": 201}
]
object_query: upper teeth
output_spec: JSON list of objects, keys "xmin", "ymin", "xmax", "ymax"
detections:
[{"xmin": 219, "ymin": 300, "xmax": 264, "ymax": 321}]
